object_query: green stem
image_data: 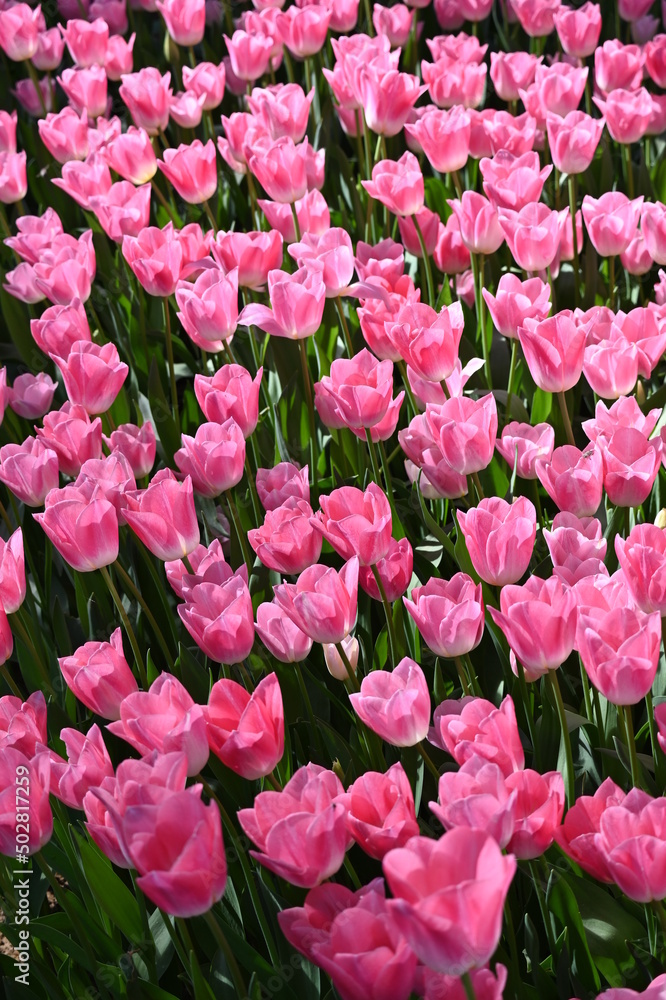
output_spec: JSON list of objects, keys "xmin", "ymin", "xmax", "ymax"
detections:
[
  {"xmin": 472, "ymin": 252, "xmax": 492, "ymax": 389},
  {"xmin": 557, "ymin": 390, "xmax": 575, "ymax": 447},
  {"xmin": 547, "ymin": 669, "xmax": 575, "ymax": 807},
  {"xmin": 244, "ymin": 456, "xmax": 261, "ymax": 527},
  {"xmin": 99, "ymin": 565, "xmax": 147, "ymax": 687},
  {"xmin": 131, "ymin": 872, "xmax": 157, "ymax": 981},
  {"xmin": 203, "ymin": 199, "xmax": 217, "ymax": 234},
  {"xmin": 622, "ymin": 143, "xmax": 634, "ymax": 200},
  {"xmin": 621, "ymin": 702, "xmax": 642, "ymax": 789},
  {"xmin": 336, "ymin": 641, "xmax": 361, "ymax": 691},
  {"xmin": 335, "ymin": 296, "xmax": 354, "ymax": 356},
  {"xmin": 609, "ymin": 254, "xmax": 616, "ymax": 310},
  {"xmin": 528, "ymin": 860, "xmax": 558, "ymax": 958},
  {"xmin": 417, "ymin": 741, "xmax": 441, "ymax": 782},
  {"xmin": 370, "ymin": 563, "xmax": 397, "ymax": 667},
  {"xmin": 505, "ymin": 337, "xmax": 518, "ymax": 425},
  {"xmin": 164, "ymin": 299, "xmax": 180, "ymax": 426},
  {"xmin": 26, "ymin": 61, "xmax": 48, "ymax": 117},
  {"xmin": 517, "ymin": 660, "xmax": 540, "ymax": 771},
  {"xmin": 461, "ymin": 972, "xmax": 477, "ymax": 1000},
  {"xmin": 396, "ymin": 359, "xmax": 418, "ymax": 417},
  {"xmin": 0, "ymin": 662, "xmax": 22, "ymax": 697},
  {"xmin": 299, "ymin": 339, "xmax": 318, "ymax": 490},
  {"xmin": 114, "ymin": 561, "xmax": 175, "ymax": 669},
  {"xmin": 151, "ymin": 179, "xmax": 178, "ymax": 223},
  {"xmin": 567, "ymin": 174, "xmax": 580, "ymax": 308},
  {"xmin": 290, "ymin": 201, "xmax": 301, "ymax": 242},
  {"xmin": 455, "ymin": 656, "xmax": 471, "ymax": 695},
  {"xmin": 226, "ymin": 492, "xmax": 253, "ymax": 576},
  {"xmin": 413, "ymin": 215, "xmax": 435, "ymax": 308},
  {"xmin": 364, "ymin": 427, "xmax": 383, "ymax": 488}
]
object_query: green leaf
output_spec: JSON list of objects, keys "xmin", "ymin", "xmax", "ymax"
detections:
[
  {"xmin": 546, "ymin": 872, "xmax": 601, "ymax": 993},
  {"xmin": 75, "ymin": 836, "xmax": 144, "ymax": 944},
  {"xmin": 531, "ymin": 387, "xmax": 553, "ymax": 425}
]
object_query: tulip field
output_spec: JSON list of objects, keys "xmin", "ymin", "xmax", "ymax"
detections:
[{"xmin": 7, "ymin": 0, "xmax": 666, "ymax": 998}]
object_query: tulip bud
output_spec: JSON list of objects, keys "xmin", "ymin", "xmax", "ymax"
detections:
[{"xmin": 323, "ymin": 635, "xmax": 359, "ymax": 681}]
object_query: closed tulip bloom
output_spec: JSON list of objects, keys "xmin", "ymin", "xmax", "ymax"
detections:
[
  {"xmin": 157, "ymin": 0, "xmax": 204, "ymax": 45},
  {"xmin": 0, "ymin": 151, "xmax": 27, "ymax": 205},
  {"xmin": 496, "ymin": 422, "xmax": 555, "ymax": 479},
  {"xmin": 384, "ymin": 828, "xmax": 516, "ymax": 975},
  {"xmin": 57, "ymin": 65, "xmax": 107, "ymax": 119},
  {"xmin": 583, "ymin": 335, "xmax": 639, "ymax": 400},
  {"xmin": 598, "ymin": 428, "xmax": 662, "ymax": 508},
  {"xmin": 36, "ymin": 401, "xmax": 102, "ymax": 477},
  {"xmin": 387, "ymin": 301, "xmax": 463, "ymax": 383},
  {"xmin": 552, "ymin": 777, "xmax": 626, "ymax": 882},
  {"xmin": 545, "ymin": 512, "xmax": 606, "ymax": 577},
  {"xmin": 158, "ymin": 139, "xmax": 217, "ymax": 204},
  {"xmin": 60, "ymin": 17, "xmax": 107, "ymax": 66},
  {"xmin": 432, "ymin": 756, "xmax": 516, "ymax": 847},
  {"xmin": 504, "ymin": 769, "xmax": 565, "ymax": 860},
  {"xmin": 119, "ymin": 68, "xmax": 172, "ymax": 135},
  {"xmin": 483, "ymin": 274, "xmax": 550, "ymax": 340},
  {"xmin": 277, "ymin": 5, "xmax": 330, "ymax": 58},
  {"xmin": 534, "ymin": 62, "xmax": 588, "ymax": 118},
  {"xmin": 38, "ymin": 108, "xmax": 89, "ymax": 164},
  {"xmin": 593, "ymin": 789, "xmax": 666, "ymax": 903},
  {"xmin": 593, "ymin": 88, "xmax": 653, "ymax": 144},
  {"xmin": 53, "ymin": 341, "xmax": 128, "ymax": 415},
  {"xmin": 340, "ymin": 763, "xmax": 420, "ymax": 861},
  {"xmin": 640, "ymin": 202, "xmax": 666, "ymax": 266},
  {"xmin": 0, "ymin": 692, "xmax": 47, "ymax": 755},
  {"xmin": 615, "ymin": 524, "xmax": 666, "ymax": 616},
  {"xmin": 0, "ymin": 3, "xmax": 40, "ymax": 61},
  {"xmin": 256, "ymin": 462, "xmax": 309, "ymax": 511},
  {"xmin": 582, "ymin": 395, "xmax": 661, "ymax": 444},
  {"xmin": 0, "ymin": 110, "xmax": 16, "ymax": 154},
  {"xmin": 485, "ymin": 110, "xmax": 538, "ymax": 157},
  {"xmin": 180, "ymin": 61, "xmax": 225, "ymax": 112},
  {"xmin": 349, "ymin": 657, "xmax": 430, "ymax": 747},
  {"xmin": 0, "ymin": 436, "xmax": 60, "ymax": 507},
  {"xmin": 273, "ymin": 557, "xmax": 359, "ymax": 644},
  {"xmin": 59, "ymin": 628, "xmax": 138, "ymax": 720},
  {"xmin": 397, "ymin": 206, "xmax": 440, "ymax": 258},
  {"xmin": 405, "ymin": 106, "xmax": 470, "ymax": 175},
  {"xmin": 255, "ymin": 600, "xmax": 313, "ymax": 662},
  {"xmin": 176, "ymin": 266, "xmax": 238, "ymax": 353},
  {"xmin": 489, "ymin": 575, "xmax": 577, "ymax": 681},
  {"xmin": 490, "ymin": 51, "xmax": 540, "ymax": 102},
  {"xmin": 546, "ymin": 112, "xmax": 605, "ymax": 175},
  {"xmin": 175, "ymin": 419, "xmax": 245, "ymax": 498},
  {"xmin": 204, "ymin": 673, "xmax": 283, "ymax": 779},
  {"xmin": 34, "ymin": 482, "xmax": 119, "ymax": 571},
  {"xmin": 249, "ymin": 498, "xmax": 322, "ymax": 574},
  {"xmin": 360, "ymin": 537, "xmax": 413, "ymax": 602},
  {"xmin": 169, "ymin": 91, "xmax": 206, "ymax": 130},
  {"xmin": 433, "ymin": 215, "xmax": 471, "ymax": 275},
  {"xmin": 537, "ymin": 444, "xmax": 604, "ymax": 517},
  {"xmin": 578, "ymin": 598, "xmax": 660, "ymax": 705},
  {"xmin": 32, "ymin": 230, "xmax": 96, "ymax": 306},
  {"xmin": 108, "ymin": 673, "xmax": 209, "ymax": 775},
  {"xmin": 288, "ymin": 229, "xmax": 353, "ymax": 298},
  {"xmin": 7, "ymin": 373, "xmax": 57, "ymax": 420},
  {"xmin": 238, "ymin": 763, "xmax": 349, "ymax": 887},
  {"xmin": 448, "ymin": 192, "xmax": 504, "ymax": 255},
  {"xmin": 4, "ymin": 262, "xmax": 46, "ymax": 304},
  {"xmin": 212, "ymin": 229, "xmax": 283, "ymax": 289},
  {"xmin": 518, "ymin": 311, "xmax": 585, "ymax": 393},
  {"xmin": 13, "ymin": 76, "xmax": 55, "ymax": 117},
  {"xmin": 511, "ymin": 0, "xmax": 560, "ymax": 35},
  {"xmin": 105, "ymin": 127, "xmax": 157, "ymax": 184},
  {"xmin": 422, "ymin": 55, "xmax": 487, "ymax": 110},
  {"xmin": 312, "ymin": 484, "xmax": 392, "ymax": 566},
  {"xmin": 258, "ymin": 189, "xmax": 330, "ymax": 244},
  {"xmin": 616, "ymin": 307, "xmax": 666, "ymax": 379},
  {"xmin": 404, "ymin": 574, "xmax": 484, "ymax": 658},
  {"xmin": 0, "ymin": 750, "xmax": 52, "ymax": 857},
  {"xmin": 5, "ymin": 206, "xmax": 62, "ymax": 263},
  {"xmin": 121, "ymin": 471, "xmax": 200, "ymax": 561},
  {"xmin": 224, "ymin": 29, "xmax": 273, "ymax": 82},
  {"xmin": 426, "ymin": 393, "xmax": 497, "ymax": 476},
  {"xmin": 554, "ymin": 3, "xmax": 601, "ymax": 57},
  {"xmin": 88, "ymin": 181, "xmax": 151, "ymax": 243},
  {"xmin": 122, "ymin": 223, "xmax": 183, "ymax": 298},
  {"xmin": 458, "ymin": 497, "xmax": 536, "ymax": 587},
  {"xmin": 595, "ymin": 40, "xmax": 644, "ymax": 94},
  {"xmin": 194, "ymin": 364, "xmax": 261, "ymax": 437},
  {"xmin": 499, "ymin": 203, "xmax": 568, "ymax": 272},
  {"xmin": 103, "ymin": 423, "xmax": 156, "ymax": 479},
  {"xmin": 362, "ymin": 152, "xmax": 424, "ymax": 217},
  {"xmin": 45, "ymin": 724, "xmax": 114, "ymax": 810},
  {"xmin": 646, "ymin": 35, "xmax": 666, "ymax": 87},
  {"xmin": 52, "ymin": 154, "xmax": 112, "ymax": 211},
  {"xmin": 246, "ymin": 84, "xmax": 311, "ymax": 143},
  {"xmin": 480, "ymin": 150, "xmax": 551, "ymax": 213},
  {"xmin": 315, "ymin": 349, "xmax": 395, "ymax": 430},
  {"xmin": 432, "ymin": 695, "xmax": 524, "ymax": 774},
  {"xmin": 248, "ymin": 136, "xmax": 309, "ymax": 204},
  {"xmin": 0, "ymin": 528, "xmax": 25, "ymax": 614},
  {"xmin": 104, "ymin": 33, "xmax": 135, "ymax": 80},
  {"xmin": 239, "ymin": 266, "xmax": 325, "ymax": 340},
  {"xmin": 360, "ymin": 67, "xmax": 427, "ymax": 137}
]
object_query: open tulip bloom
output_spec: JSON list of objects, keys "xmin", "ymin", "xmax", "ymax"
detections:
[{"xmin": 6, "ymin": 2, "xmax": 666, "ymax": 999}]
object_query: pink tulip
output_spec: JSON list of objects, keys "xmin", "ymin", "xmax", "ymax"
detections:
[
  {"xmin": 45, "ymin": 724, "xmax": 114, "ymax": 810},
  {"xmin": 7, "ymin": 373, "xmax": 57, "ymax": 420},
  {"xmin": 490, "ymin": 575, "xmax": 577, "ymax": 681},
  {"xmin": 122, "ymin": 222, "xmax": 183, "ymax": 298},
  {"xmin": 0, "ymin": 749, "xmax": 52, "ymax": 857},
  {"xmin": 103, "ymin": 423, "xmax": 155, "ymax": 479},
  {"xmin": 312, "ymin": 483, "xmax": 392, "ymax": 566},
  {"xmin": 60, "ymin": 17, "xmax": 107, "ymax": 66},
  {"xmin": 108, "ymin": 673, "xmax": 209, "ymax": 774},
  {"xmin": 595, "ymin": 39, "xmax": 644, "ymax": 93},
  {"xmin": 277, "ymin": 4, "xmax": 330, "ymax": 57},
  {"xmin": 534, "ymin": 61, "xmax": 588, "ymax": 118},
  {"xmin": 554, "ymin": 3, "xmax": 601, "ymax": 57},
  {"xmin": 511, "ymin": 0, "xmax": 560, "ymax": 35},
  {"xmin": 0, "ymin": 3, "xmax": 41, "ymax": 61},
  {"xmin": 34, "ymin": 482, "xmax": 119, "ymax": 572},
  {"xmin": 496, "ymin": 421, "xmax": 555, "ymax": 479},
  {"xmin": 349, "ymin": 657, "xmax": 430, "ymax": 747},
  {"xmin": 579, "ymin": 594, "xmax": 660, "ymax": 705},
  {"xmin": 536, "ymin": 444, "xmax": 604, "ymax": 517},
  {"xmin": 249, "ymin": 498, "xmax": 322, "ymax": 574},
  {"xmin": 615, "ymin": 524, "xmax": 666, "ymax": 616},
  {"xmin": 246, "ymin": 83, "xmax": 312, "ymax": 142},
  {"xmin": 518, "ymin": 310, "xmax": 585, "ymax": 393},
  {"xmin": 5, "ymin": 206, "xmax": 62, "ymax": 263},
  {"xmin": 238, "ymin": 763, "xmax": 349, "ymax": 887},
  {"xmin": 104, "ymin": 126, "xmax": 157, "ymax": 184},
  {"xmin": 315, "ymin": 349, "xmax": 395, "ymax": 430},
  {"xmin": 104, "ymin": 33, "xmax": 135, "ymax": 80},
  {"xmin": 422, "ymin": 55, "xmax": 487, "ymax": 110},
  {"xmin": 174, "ymin": 419, "xmax": 245, "ymax": 498},
  {"xmin": 480, "ymin": 150, "xmax": 551, "ymax": 213},
  {"xmin": 53, "ymin": 341, "xmax": 128, "ymax": 415},
  {"xmin": 640, "ymin": 202, "xmax": 666, "ymax": 266},
  {"xmin": 404, "ymin": 573, "xmax": 484, "ymax": 658},
  {"xmin": 432, "ymin": 756, "xmax": 517, "ymax": 848},
  {"xmin": 499, "ymin": 203, "xmax": 568, "ymax": 272},
  {"xmin": 36, "ymin": 402, "xmax": 102, "ymax": 477},
  {"xmin": 458, "ymin": 496, "xmax": 536, "ymax": 587},
  {"xmin": 248, "ymin": 136, "xmax": 310, "ymax": 204},
  {"xmin": 0, "ymin": 110, "xmax": 16, "ymax": 154},
  {"xmin": 384, "ymin": 828, "xmax": 516, "ymax": 975},
  {"xmin": 426, "ymin": 393, "xmax": 497, "ymax": 475},
  {"xmin": 256, "ymin": 462, "xmax": 309, "ymax": 511},
  {"xmin": 32, "ymin": 230, "xmax": 96, "ymax": 305},
  {"xmin": 289, "ymin": 228, "xmax": 354, "ymax": 298},
  {"xmin": 193, "ymin": 364, "xmax": 261, "ymax": 438},
  {"xmin": 373, "ymin": 3, "xmax": 415, "ymax": 46},
  {"xmin": 258, "ymin": 189, "xmax": 330, "ymax": 244},
  {"xmin": 616, "ymin": 306, "xmax": 666, "ymax": 379},
  {"xmin": 158, "ymin": 139, "xmax": 217, "ymax": 204},
  {"xmin": 175, "ymin": 266, "xmax": 238, "ymax": 352},
  {"xmin": 359, "ymin": 66, "xmax": 426, "ymax": 136},
  {"xmin": 32, "ymin": 27, "xmax": 65, "ymax": 73},
  {"xmin": 204, "ymin": 673, "xmax": 283, "ymax": 779},
  {"xmin": 57, "ymin": 65, "xmax": 107, "ymax": 119},
  {"xmin": 255, "ymin": 600, "xmax": 313, "ymax": 663},
  {"xmin": 171, "ymin": 92, "xmax": 207, "ymax": 131},
  {"xmin": 119, "ymin": 68, "xmax": 172, "ymax": 135},
  {"xmin": 582, "ymin": 394, "xmax": 661, "ymax": 445},
  {"xmin": 0, "ymin": 436, "xmax": 60, "ymax": 507},
  {"xmin": 583, "ymin": 333, "xmax": 639, "ymax": 400},
  {"xmin": 483, "ymin": 274, "xmax": 550, "ymax": 339},
  {"xmin": 121, "ymin": 470, "xmax": 200, "ymax": 561},
  {"xmin": 546, "ymin": 111, "xmax": 605, "ymax": 175},
  {"xmin": 212, "ymin": 229, "xmax": 283, "ymax": 289},
  {"xmin": 593, "ymin": 789, "xmax": 666, "ymax": 903},
  {"xmin": 593, "ymin": 88, "xmax": 653, "ymax": 144},
  {"xmin": 598, "ymin": 428, "xmax": 662, "ymax": 508},
  {"xmin": 387, "ymin": 301, "xmax": 463, "ymax": 382},
  {"xmin": 362, "ymin": 152, "xmax": 424, "ymax": 217},
  {"xmin": 360, "ymin": 536, "xmax": 413, "ymax": 602},
  {"xmin": 0, "ymin": 527, "xmax": 25, "ymax": 615},
  {"xmin": 448, "ymin": 191, "xmax": 504, "ymax": 255},
  {"xmin": 58, "ymin": 628, "xmax": 138, "ymax": 720},
  {"xmin": 0, "ymin": 692, "xmax": 47, "ymax": 755},
  {"xmin": 433, "ymin": 215, "xmax": 471, "ymax": 275},
  {"xmin": 555, "ymin": 777, "xmax": 626, "ymax": 882},
  {"xmin": 342, "ymin": 764, "xmax": 420, "ymax": 862},
  {"xmin": 397, "ymin": 206, "xmax": 440, "ymax": 258},
  {"xmin": 224, "ymin": 29, "xmax": 273, "ymax": 82},
  {"xmin": 53, "ymin": 154, "xmax": 113, "ymax": 211},
  {"xmin": 13, "ymin": 77, "xmax": 55, "ymax": 117},
  {"xmin": 239, "ymin": 266, "xmax": 325, "ymax": 339},
  {"xmin": 89, "ymin": 181, "xmax": 151, "ymax": 243},
  {"xmin": 113, "ymin": 787, "xmax": 227, "ymax": 916},
  {"xmin": 273, "ymin": 557, "xmax": 359, "ymax": 644},
  {"xmin": 38, "ymin": 108, "xmax": 89, "ymax": 164},
  {"xmin": 4, "ymin": 262, "xmax": 46, "ymax": 304},
  {"xmin": 490, "ymin": 51, "xmax": 540, "ymax": 102},
  {"xmin": 504, "ymin": 769, "xmax": 565, "ymax": 859},
  {"xmin": 157, "ymin": 0, "xmax": 204, "ymax": 45},
  {"xmin": 646, "ymin": 34, "xmax": 666, "ymax": 87},
  {"xmin": 544, "ymin": 512, "xmax": 606, "ymax": 585}
]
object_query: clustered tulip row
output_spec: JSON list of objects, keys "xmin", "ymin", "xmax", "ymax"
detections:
[{"xmin": 5, "ymin": 0, "xmax": 666, "ymax": 998}]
